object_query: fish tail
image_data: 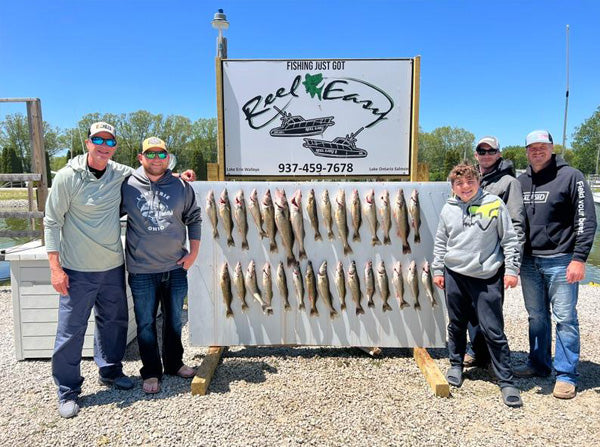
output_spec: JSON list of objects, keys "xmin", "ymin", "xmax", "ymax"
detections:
[
  {"xmin": 352, "ymin": 232, "xmax": 361, "ymax": 242},
  {"xmin": 430, "ymin": 297, "xmax": 438, "ymax": 307},
  {"xmin": 383, "ymin": 236, "xmax": 391, "ymax": 245},
  {"xmin": 269, "ymin": 241, "xmax": 278, "ymax": 253},
  {"xmin": 382, "ymin": 303, "xmax": 392, "ymax": 312},
  {"xmin": 310, "ymin": 308, "xmax": 319, "ymax": 317},
  {"xmin": 414, "ymin": 302, "xmax": 421, "ymax": 310},
  {"xmin": 213, "ymin": 229, "xmax": 219, "ymax": 238},
  {"xmin": 260, "ymin": 230, "xmax": 267, "ymax": 239},
  {"xmin": 329, "ymin": 310, "xmax": 338, "ymax": 319},
  {"xmin": 241, "ymin": 303, "xmax": 249, "ymax": 311},
  {"xmin": 402, "ymin": 242, "xmax": 411, "ymax": 255},
  {"xmin": 356, "ymin": 306, "xmax": 365, "ymax": 315},
  {"xmin": 341, "ymin": 302, "xmax": 347, "ymax": 310},
  {"xmin": 299, "ymin": 249, "xmax": 307, "ymax": 260},
  {"xmin": 372, "ymin": 236, "xmax": 382, "ymax": 246},
  {"xmin": 314, "ymin": 232, "xmax": 323, "ymax": 241},
  {"xmin": 414, "ymin": 233, "xmax": 421, "ymax": 243},
  {"xmin": 226, "ymin": 309, "xmax": 233, "ymax": 318},
  {"xmin": 343, "ymin": 244, "xmax": 353, "ymax": 255},
  {"xmin": 298, "ymin": 302, "xmax": 306, "ymax": 311},
  {"xmin": 399, "ymin": 300, "xmax": 410, "ymax": 309},
  {"xmin": 284, "ymin": 301, "xmax": 291, "ymax": 311},
  {"xmin": 367, "ymin": 298, "xmax": 375, "ymax": 308},
  {"xmin": 327, "ymin": 230, "xmax": 334, "ymax": 240},
  {"xmin": 287, "ymin": 256, "xmax": 296, "ymax": 267},
  {"xmin": 242, "ymin": 240, "xmax": 249, "ymax": 250},
  {"xmin": 227, "ymin": 237, "xmax": 235, "ymax": 247}
]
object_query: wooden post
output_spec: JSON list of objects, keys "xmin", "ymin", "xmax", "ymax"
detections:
[
  {"xmin": 207, "ymin": 163, "xmax": 220, "ymax": 182},
  {"xmin": 413, "ymin": 347, "xmax": 449, "ymax": 397},
  {"xmin": 215, "ymin": 57, "xmax": 226, "ymax": 181},
  {"xmin": 191, "ymin": 346, "xmax": 226, "ymax": 395},
  {"xmin": 410, "ymin": 56, "xmax": 421, "ymax": 182},
  {"xmin": 26, "ymin": 99, "xmax": 48, "ymax": 213}
]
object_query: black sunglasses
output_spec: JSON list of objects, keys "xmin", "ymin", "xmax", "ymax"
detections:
[
  {"xmin": 90, "ymin": 136, "xmax": 117, "ymax": 147},
  {"xmin": 143, "ymin": 151, "xmax": 168, "ymax": 159},
  {"xmin": 476, "ymin": 148, "xmax": 499, "ymax": 155}
]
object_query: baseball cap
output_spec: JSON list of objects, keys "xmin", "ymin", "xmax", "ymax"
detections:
[
  {"xmin": 525, "ymin": 130, "xmax": 553, "ymax": 147},
  {"xmin": 88, "ymin": 121, "xmax": 116, "ymax": 138},
  {"xmin": 475, "ymin": 136, "xmax": 500, "ymax": 151},
  {"xmin": 142, "ymin": 137, "xmax": 167, "ymax": 153}
]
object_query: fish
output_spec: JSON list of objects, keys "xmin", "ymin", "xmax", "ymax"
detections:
[
  {"xmin": 334, "ymin": 189, "xmax": 352, "ymax": 255},
  {"xmin": 276, "ymin": 261, "xmax": 291, "ymax": 311},
  {"xmin": 218, "ymin": 188, "xmax": 234, "ymax": 247},
  {"xmin": 365, "ymin": 260, "xmax": 375, "ymax": 308},
  {"xmin": 261, "ymin": 189, "xmax": 278, "ymax": 253},
  {"xmin": 393, "ymin": 189, "xmax": 411, "ymax": 254},
  {"xmin": 392, "ymin": 261, "xmax": 410, "ymax": 309},
  {"xmin": 348, "ymin": 260, "xmax": 365, "ymax": 315},
  {"xmin": 407, "ymin": 260, "xmax": 421, "ymax": 310},
  {"xmin": 205, "ymin": 190, "xmax": 219, "ymax": 239},
  {"xmin": 274, "ymin": 189, "xmax": 296, "ymax": 266},
  {"xmin": 380, "ymin": 189, "xmax": 392, "ymax": 245},
  {"xmin": 292, "ymin": 263, "xmax": 305, "ymax": 310},
  {"xmin": 290, "ymin": 189, "xmax": 307, "ymax": 260},
  {"xmin": 334, "ymin": 262, "xmax": 347, "ymax": 311},
  {"xmin": 244, "ymin": 260, "xmax": 272, "ymax": 314},
  {"xmin": 376, "ymin": 261, "xmax": 392, "ymax": 312},
  {"xmin": 262, "ymin": 262, "xmax": 274, "ymax": 313},
  {"xmin": 234, "ymin": 261, "xmax": 249, "ymax": 311},
  {"xmin": 409, "ymin": 189, "xmax": 422, "ymax": 244},
  {"xmin": 421, "ymin": 261, "xmax": 438, "ymax": 307},
  {"xmin": 306, "ymin": 188, "xmax": 322, "ymax": 241},
  {"xmin": 321, "ymin": 189, "xmax": 334, "ymax": 240},
  {"xmin": 364, "ymin": 189, "xmax": 381, "ymax": 246},
  {"xmin": 233, "ymin": 189, "xmax": 249, "ymax": 250},
  {"xmin": 305, "ymin": 261, "xmax": 319, "ymax": 316},
  {"xmin": 350, "ymin": 189, "xmax": 362, "ymax": 242},
  {"xmin": 248, "ymin": 188, "xmax": 267, "ymax": 239},
  {"xmin": 220, "ymin": 263, "xmax": 233, "ymax": 318},
  {"xmin": 317, "ymin": 261, "xmax": 338, "ymax": 319}
]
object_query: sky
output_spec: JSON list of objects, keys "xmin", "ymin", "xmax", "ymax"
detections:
[{"xmin": 1, "ymin": 0, "xmax": 599, "ymax": 148}]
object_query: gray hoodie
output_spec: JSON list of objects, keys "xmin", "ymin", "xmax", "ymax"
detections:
[
  {"xmin": 432, "ymin": 189, "xmax": 520, "ymax": 279},
  {"xmin": 121, "ymin": 166, "xmax": 201, "ymax": 274}
]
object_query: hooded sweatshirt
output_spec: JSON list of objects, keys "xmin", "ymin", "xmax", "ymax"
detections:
[
  {"xmin": 120, "ymin": 166, "xmax": 201, "ymax": 274},
  {"xmin": 518, "ymin": 154, "xmax": 597, "ymax": 262},
  {"xmin": 432, "ymin": 189, "xmax": 520, "ymax": 279},
  {"xmin": 44, "ymin": 154, "xmax": 133, "ymax": 271}
]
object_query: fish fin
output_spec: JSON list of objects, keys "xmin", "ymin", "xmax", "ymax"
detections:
[
  {"xmin": 343, "ymin": 244, "xmax": 353, "ymax": 255},
  {"xmin": 269, "ymin": 241, "xmax": 278, "ymax": 253},
  {"xmin": 227, "ymin": 237, "xmax": 235, "ymax": 247},
  {"xmin": 329, "ymin": 310, "xmax": 338, "ymax": 319},
  {"xmin": 382, "ymin": 303, "xmax": 392, "ymax": 312},
  {"xmin": 372, "ymin": 237, "xmax": 382, "ymax": 246},
  {"xmin": 402, "ymin": 243, "xmax": 411, "ymax": 254},
  {"xmin": 383, "ymin": 236, "xmax": 391, "ymax": 245},
  {"xmin": 226, "ymin": 309, "xmax": 233, "ymax": 318},
  {"xmin": 356, "ymin": 306, "xmax": 365, "ymax": 315},
  {"xmin": 414, "ymin": 233, "xmax": 421, "ymax": 243},
  {"xmin": 242, "ymin": 241, "xmax": 249, "ymax": 250},
  {"xmin": 310, "ymin": 309, "xmax": 319, "ymax": 317},
  {"xmin": 315, "ymin": 232, "xmax": 323, "ymax": 241},
  {"xmin": 299, "ymin": 249, "xmax": 307, "ymax": 260}
]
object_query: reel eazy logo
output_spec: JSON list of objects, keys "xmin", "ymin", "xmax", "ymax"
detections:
[{"xmin": 136, "ymin": 192, "xmax": 173, "ymax": 231}]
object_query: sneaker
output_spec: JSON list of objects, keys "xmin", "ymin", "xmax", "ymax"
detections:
[
  {"xmin": 553, "ymin": 381, "xmax": 576, "ymax": 399},
  {"xmin": 58, "ymin": 400, "xmax": 79, "ymax": 418},
  {"xmin": 99, "ymin": 374, "xmax": 134, "ymax": 390},
  {"xmin": 512, "ymin": 364, "xmax": 550, "ymax": 378}
]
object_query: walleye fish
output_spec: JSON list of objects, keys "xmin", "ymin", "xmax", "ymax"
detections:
[
  {"xmin": 261, "ymin": 189, "xmax": 278, "ymax": 253},
  {"xmin": 205, "ymin": 190, "xmax": 219, "ymax": 239},
  {"xmin": 421, "ymin": 261, "xmax": 438, "ymax": 307},
  {"xmin": 321, "ymin": 189, "xmax": 334, "ymax": 240},
  {"xmin": 394, "ymin": 189, "xmax": 411, "ymax": 254},
  {"xmin": 364, "ymin": 189, "xmax": 381, "ymax": 246},
  {"xmin": 409, "ymin": 189, "xmax": 422, "ymax": 244},
  {"xmin": 380, "ymin": 189, "xmax": 392, "ymax": 245},
  {"xmin": 234, "ymin": 261, "xmax": 249, "ymax": 311},
  {"xmin": 245, "ymin": 260, "xmax": 272, "ymax": 314},
  {"xmin": 234, "ymin": 189, "xmax": 249, "ymax": 250},
  {"xmin": 392, "ymin": 261, "xmax": 410, "ymax": 309},
  {"xmin": 334, "ymin": 262, "xmax": 347, "ymax": 311},
  {"xmin": 220, "ymin": 263, "xmax": 233, "ymax": 318},
  {"xmin": 350, "ymin": 189, "xmax": 362, "ymax": 242},
  {"xmin": 306, "ymin": 188, "xmax": 322, "ymax": 241},
  {"xmin": 365, "ymin": 260, "xmax": 375, "ymax": 308},
  {"xmin": 292, "ymin": 263, "xmax": 305, "ymax": 310},
  {"xmin": 249, "ymin": 188, "xmax": 267, "ymax": 239},
  {"xmin": 305, "ymin": 261, "xmax": 319, "ymax": 316},
  {"xmin": 334, "ymin": 189, "xmax": 352, "ymax": 255},
  {"xmin": 348, "ymin": 260, "xmax": 365, "ymax": 315},
  {"xmin": 276, "ymin": 261, "xmax": 291, "ymax": 311},
  {"xmin": 274, "ymin": 189, "xmax": 296, "ymax": 266},
  {"xmin": 376, "ymin": 261, "xmax": 392, "ymax": 312},
  {"xmin": 290, "ymin": 189, "xmax": 307, "ymax": 260},
  {"xmin": 218, "ymin": 188, "xmax": 234, "ymax": 247},
  {"xmin": 262, "ymin": 262, "xmax": 274, "ymax": 314},
  {"xmin": 317, "ymin": 261, "xmax": 338, "ymax": 319},
  {"xmin": 407, "ymin": 260, "xmax": 421, "ymax": 310}
]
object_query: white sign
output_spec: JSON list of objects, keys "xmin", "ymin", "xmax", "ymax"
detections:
[{"xmin": 222, "ymin": 59, "xmax": 414, "ymax": 177}]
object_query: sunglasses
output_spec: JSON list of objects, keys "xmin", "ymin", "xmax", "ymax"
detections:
[
  {"xmin": 476, "ymin": 148, "xmax": 499, "ymax": 155},
  {"xmin": 90, "ymin": 136, "xmax": 117, "ymax": 147},
  {"xmin": 143, "ymin": 151, "xmax": 168, "ymax": 159}
]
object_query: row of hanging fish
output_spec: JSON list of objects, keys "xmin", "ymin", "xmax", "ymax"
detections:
[
  {"xmin": 205, "ymin": 187, "xmax": 423, "ymax": 261},
  {"xmin": 219, "ymin": 258, "xmax": 438, "ymax": 319}
]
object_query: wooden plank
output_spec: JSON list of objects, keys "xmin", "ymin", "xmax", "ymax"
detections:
[
  {"xmin": 0, "ymin": 211, "xmax": 44, "ymax": 219},
  {"xmin": 0, "ymin": 173, "xmax": 41, "ymax": 181},
  {"xmin": 191, "ymin": 346, "xmax": 225, "ymax": 395},
  {"xmin": 413, "ymin": 347, "xmax": 449, "ymax": 397},
  {"xmin": 409, "ymin": 56, "xmax": 421, "ymax": 182}
]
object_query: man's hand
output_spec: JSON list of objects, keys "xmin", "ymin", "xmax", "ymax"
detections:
[
  {"xmin": 504, "ymin": 275, "xmax": 518, "ymax": 289},
  {"xmin": 566, "ymin": 260, "xmax": 586, "ymax": 284},
  {"xmin": 433, "ymin": 275, "xmax": 445, "ymax": 290},
  {"xmin": 176, "ymin": 252, "xmax": 197, "ymax": 270},
  {"xmin": 51, "ymin": 268, "xmax": 69, "ymax": 296},
  {"xmin": 179, "ymin": 169, "xmax": 196, "ymax": 182}
]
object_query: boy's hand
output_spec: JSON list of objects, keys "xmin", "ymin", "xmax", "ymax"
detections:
[
  {"xmin": 504, "ymin": 275, "xmax": 518, "ymax": 289},
  {"xmin": 433, "ymin": 275, "xmax": 445, "ymax": 290}
]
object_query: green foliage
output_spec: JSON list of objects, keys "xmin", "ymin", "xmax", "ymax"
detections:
[
  {"xmin": 501, "ymin": 145, "xmax": 527, "ymax": 170},
  {"xmin": 1, "ymin": 145, "xmax": 23, "ymax": 173},
  {"xmin": 571, "ymin": 107, "xmax": 600, "ymax": 174},
  {"xmin": 418, "ymin": 126, "xmax": 475, "ymax": 181}
]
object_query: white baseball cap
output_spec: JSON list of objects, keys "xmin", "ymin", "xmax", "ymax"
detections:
[
  {"xmin": 88, "ymin": 122, "xmax": 116, "ymax": 138},
  {"xmin": 525, "ymin": 130, "xmax": 553, "ymax": 147}
]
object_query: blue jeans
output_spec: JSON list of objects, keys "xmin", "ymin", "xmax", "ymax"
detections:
[
  {"xmin": 128, "ymin": 267, "xmax": 188, "ymax": 380},
  {"xmin": 520, "ymin": 254, "xmax": 580, "ymax": 385}
]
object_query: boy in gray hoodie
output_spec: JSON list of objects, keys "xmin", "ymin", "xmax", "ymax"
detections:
[{"xmin": 432, "ymin": 163, "xmax": 522, "ymax": 407}]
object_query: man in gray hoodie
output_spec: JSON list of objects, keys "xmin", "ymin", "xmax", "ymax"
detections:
[{"xmin": 120, "ymin": 137, "xmax": 201, "ymax": 394}]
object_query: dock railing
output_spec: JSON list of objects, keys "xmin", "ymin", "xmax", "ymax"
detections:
[{"xmin": 0, "ymin": 174, "xmax": 45, "ymax": 245}]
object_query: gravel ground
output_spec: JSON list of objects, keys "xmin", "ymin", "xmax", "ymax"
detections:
[
  {"xmin": 0, "ymin": 199, "xmax": 30, "ymax": 209},
  {"xmin": 0, "ymin": 284, "xmax": 599, "ymax": 447}
]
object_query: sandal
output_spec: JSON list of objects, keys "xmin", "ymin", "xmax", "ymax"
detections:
[
  {"xmin": 176, "ymin": 365, "xmax": 196, "ymax": 379},
  {"xmin": 142, "ymin": 378, "xmax": 161, "ymax": 394},
  {"xmin": 501, "ymin": 386, "xmax": 523, "ymax": 408},
  {"xmin": 446, "ymin": 366, "xmax": 463, "ymax": 387}
]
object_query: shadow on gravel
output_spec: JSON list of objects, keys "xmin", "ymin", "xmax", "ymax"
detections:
[
  {"xmin": 209, "ymin": 360, "xmax": 278, "ymax": 394},
  {"xmin": 222, "ymin": 346, "xmax": 417, "ymax": 359}
]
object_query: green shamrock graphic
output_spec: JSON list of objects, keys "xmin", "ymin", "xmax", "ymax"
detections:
[{"xmin": 302, "ymin": 73, "xmax": 324, "ymax": 100}]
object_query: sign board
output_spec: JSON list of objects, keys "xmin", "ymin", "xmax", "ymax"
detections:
[{"xmin": 222, "ymin": 59, "xmax": 415, "ymax": 178}]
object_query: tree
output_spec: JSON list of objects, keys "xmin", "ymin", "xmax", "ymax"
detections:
[
  {"xmin": 571, "ymin": 107, "xmax": 600, "ymax": 174},
  {"xmin": 418, "ymin": 126, "xmax": 475, "ymax": 180},
  {"xmin": 1, "ymin": 145, "xmax": 23, "ymax": 173},
  {"xmin": 501, "ymin": 145, "xmax": 528, "ymax": 170}
]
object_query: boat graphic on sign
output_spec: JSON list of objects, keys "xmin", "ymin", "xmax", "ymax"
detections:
[
  {"xmin": 302, "ymin": 127, "xmax": 368, "ymax": 158},
  {"xmin": 269, "ymin": 106, "xmax": 335, "ymax": 137}
]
